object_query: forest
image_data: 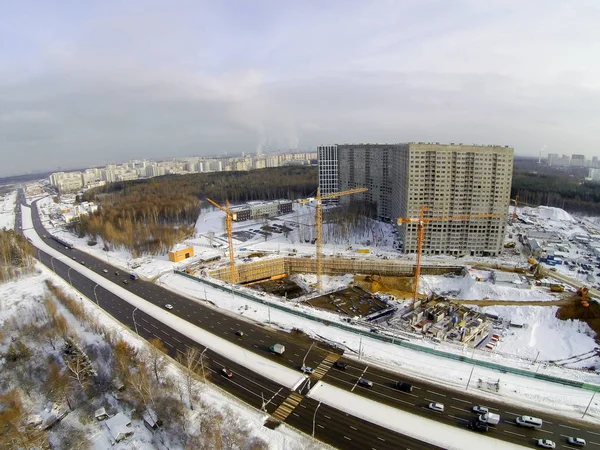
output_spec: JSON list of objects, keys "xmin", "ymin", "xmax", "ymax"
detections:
[
  {"xmin": 0, "ymin": 230, "xmax": 36, "ymax": 283},
  {"xmin": 74, "ymin": 166, "xmax": 318, "ymax": 256},
  {"xmin": 511, "ymin": 158, "xmax": 600, "ymax": 214}
]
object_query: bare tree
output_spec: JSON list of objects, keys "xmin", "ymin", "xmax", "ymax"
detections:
[
  {"xmin": 147, "ymin": 338, "xmax": 168, "ymax": 384},
  {"xmin": 177, "ymin": 346, "xmax": 205, "ymax": 410}
]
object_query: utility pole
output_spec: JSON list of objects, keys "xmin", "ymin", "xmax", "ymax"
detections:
[
  {"xmin": 93, "ymin": 284, "xmax": 100, "ymax": 306},
  {"xmin": 67, "ymin": 267, "xmax": 73, "ymax": 286},
  {"xmin": 583, "ymin": 391, "xmax": 596, "ymax": 418},
  {"xmin": 200, "ymin": 348, "xmax": 208, "ymax": 381}
]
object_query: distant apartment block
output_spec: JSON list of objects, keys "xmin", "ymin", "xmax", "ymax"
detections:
[
  {"xmin": 49, "ymin": 151, "xmax": 316, "ymax": 194},
  {"xmin": 318, "ymin": 143, "xmax": 514, "ymax": 256},
  {"xmin": 230, "ymin": 200, "xmax": 293, "ymax": 222},
  {"xmin": 570, "ymin": 154, "xmax": 586, "ymax": 167}
]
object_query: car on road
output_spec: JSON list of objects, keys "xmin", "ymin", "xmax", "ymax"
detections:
[
  {"xmin": 428, "ymin": 402, "xmax": 444, "ymax": 412},
  {"xmin": 536, "ymin": 440, "xmax": 555, "ymax": 449},
  {"xmin": 222, "ymin": 368, "xmax": 233, "ymax": 378},
  {"xmin": 164, "ymin": 304, "xmax": 173, "ymax": 310},
  {"xmin": 79, "ymin": 260, "xmax": 85, "ymax": 265},
  {"xmin": 103, "ymin": 269, "xmax": 108, "ymax": 273},
  {"xmin": 395, "ymin": 381, "xmax": 413, "ymax": 392},
  {"xmin": 358, "ymin": 379, "xmax": 373, "ymax": 388},
  {"xmin": 122, "ymin": 280, "xmax": 129, "ymax": 284},
  {"xmin": 301, "ymin": 365, "xmax": 314, "ymax": 374},
  {"xmin": 472, "ymin": 405, "xmax": 489, "ymax": 414},
  {"xmin": 72, "ymin": 256, "xmax": 76, "ymax": 260},
  {"xmin": 115, "ymin": 271, "xmax": 120, "ymax": 276},
  {"xmin": 235, "ymin": 330, "xmax": 244, "ymax": 337},
  {"xmin": 467, "ymin": 420, "xmax": 489, "ymax": 432},
  {"xmin": 334, "ymin": 361, "xmax": 348, "ymax": 370},
  {"xmin": 567, "ymin": 437, "xmax": 586, "ymax": 447}
]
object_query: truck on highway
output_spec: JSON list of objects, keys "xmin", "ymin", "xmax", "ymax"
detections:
[
  {"xmin": 479, "ymin": 412, "xmax": 501, "ymax": 425},
  {"xmin": 129, "ymin": 273, "xmax": 139, "ymax": 280},
  {"xmin": 270, "ymin": 344, "xmax": 285, "ymax": 355}
]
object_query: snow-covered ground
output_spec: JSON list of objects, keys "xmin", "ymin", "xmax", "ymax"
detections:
[
  {"xmin": 479, "ymin": 305, "xmax": 598, "ymax": 366},
  {"xmin": 0, "ymin": 189, "xmax": 17, "ymax": 230}
]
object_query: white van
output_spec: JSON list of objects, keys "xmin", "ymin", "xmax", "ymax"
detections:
[{"xmin": 516, "ymin": 416, "xmax": 543, "ymax": 429}]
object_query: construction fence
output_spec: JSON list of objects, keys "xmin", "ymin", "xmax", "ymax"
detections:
[{"xmin": 174, "ymin": 269, "xmax": 600, "ymax": 394}]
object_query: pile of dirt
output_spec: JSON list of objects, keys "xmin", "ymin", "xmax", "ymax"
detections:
[
  {"xmin": 557, "ymin": 295, "xmax": 600, "ymax": 344},
  {"xmin": 353, "ymin": 275, "xmax": 414, "ymax": 299}
]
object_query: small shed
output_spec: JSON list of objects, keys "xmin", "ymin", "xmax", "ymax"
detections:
[
  {"xmin": 105, "ymin": 412, "xmax": 133, "ymax": 442},
  {"xmin": 95, "ymin": 407, "xmax": 109, "ymax": 421},
  {"xmin": 143, "ymin": 409, "xmax": 162, "ymax": 431}
]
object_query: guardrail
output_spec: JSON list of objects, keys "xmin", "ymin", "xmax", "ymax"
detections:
[{"xmin": 174, "ymin": 270, "xmax": 600, "ymax": 393}]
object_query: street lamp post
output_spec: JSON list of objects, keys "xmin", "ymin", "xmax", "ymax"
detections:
[
  {"xmin": 312, "ymin": 401, "xmax": 322, "ymax": 438},
  {"xmin": 67, "ymin": 267, "xmax": 73, "ymax": 286},
  {"xmin": 200, "ymin": 348, "xmax": 208, "ymax": 381},
  {"xmin": 583, "ymin": 391, "xmax": 596, "ymax": 419},
  {"xmin": 132, "ymin": 307, "xmax": 139, "ymax": 335},
  {"xmin": 302, "ymin": 342, "xmax": 315, "ymax": 369},
  {"xmin": 93, "ymin": 284, "xmax": 100, "ymax": 306},
  {"xmin": 51, "ymin": 256, "xmax": 56, "ymax": 273}
]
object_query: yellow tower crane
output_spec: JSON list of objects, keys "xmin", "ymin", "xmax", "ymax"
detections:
[
  {"xmin": 206, "ymin": 198, "xmax": 238, "ymax": 284},
  {"xmin": 398, "ymin": 206, "xmax": 506, "ymax": 304},
  {"xmin": 298, "ymin": 187, "xmax": 368, "ymax": 292},
  {"xmin": 510, "ymin": 195, "xmax": 537, "ymax": 224}
]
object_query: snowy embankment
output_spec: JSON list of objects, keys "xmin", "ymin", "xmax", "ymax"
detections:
[{"xmin": 0, "ymin": 189, "xmax": 17, "ymax": 230}]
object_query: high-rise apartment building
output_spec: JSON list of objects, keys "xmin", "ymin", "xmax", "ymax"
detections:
[{"xmin": 318, "ymin": 143, "xmax": 513, "ymax": 256}]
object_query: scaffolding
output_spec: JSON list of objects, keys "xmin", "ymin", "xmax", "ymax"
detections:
[{"xmin": 210, "ymin": 257, "xmax": 463, "ymax": 284}]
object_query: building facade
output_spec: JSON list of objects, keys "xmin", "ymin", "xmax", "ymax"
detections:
[{"xmin": 318, "ymin": 143, "xmax": 514, "ymax": 256}]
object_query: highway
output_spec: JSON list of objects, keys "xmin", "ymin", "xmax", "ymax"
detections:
[{"xmin": 22, "ymin": 192, "xmax": 600, "ymax": 449}]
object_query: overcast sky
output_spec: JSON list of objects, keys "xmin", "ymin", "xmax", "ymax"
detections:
[{"xmin": 1, "ymin": 1, "xmax": 599, "ymax": 176}]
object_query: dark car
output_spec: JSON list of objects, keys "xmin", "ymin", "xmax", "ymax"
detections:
[
  {"xmin": 395, "ymin": 381, "xmax": 413, "ymax": 392},
  {"xmin": 468, "ymin": 420, "xmax": 489, "ymax": 432},
  {"xmin": 122, "ymin": 280, "xmax": 129, "ymax": 284},
  {"xmin": 358, "ymin": 379, "xmax": 373, "ymax": 388},
  {"xmin": 334, "ymin": 361, "xmax": 348, "ymax": 370},
  {"xmin": 235, "ymin": 330, "xmax": 244, "ymax": 337},
  {"xmin": 115, "ymin": 271, "xmax": 120, "ymax": 276}
]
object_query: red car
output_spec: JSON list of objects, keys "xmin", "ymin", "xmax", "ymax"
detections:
[{"xmin": 222, "ymin": 368, "xmax": 233, "ymax": 378}]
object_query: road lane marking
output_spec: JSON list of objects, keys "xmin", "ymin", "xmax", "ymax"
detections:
[
  {"xmin": 318, "ymin": 424, "xmax": 324, "ymax": 429},
  {"xmin": 451, "ymin": 406, "xmax": 468, "ymax": 412},
  {"xmin": 589, "ymin": 441, "xmax": 600, "ymax": 446},
  {"xmin": 426, "ymin": 390, "xmax": 446, "ymax": 397},
  {"xmin": 164, "ymin": 341, "xmax": 173, "ymax": 348},
  {"xmin": 448, "ymin": 415, "xmax": 469, "ymax": 422},
  {"xmin": 537, "ymin": 429, "xmax": 553, "ymax": 434},
  {"xmin": 377, "ymin": 437, "xmax": 385, "ymax": 441},
  {"xmin": 452, "ymin": 397, "xmax": 471, "ymax": 404},
  {"xmin": 587, "ymin": 431, "xmax": 600, "ymax": 437},
  {"xmin": 324, "ymin": 415, "xmax": 331, "ymax": 419},
  {"xmin": 344, "ymin": 436, "xmax": 351, "ymax": 441},
  {"xmin": 559, "ymin": 424, "xmax": 579, "ymax": 431},
  {"xmin": 350, "ymin": 426, "xmax": 357, "ymax": 430},
  {"xmin": 503, "ymin": 430, "xmax": 526, "ymax": 438},
  {"xmin": 505, "ymin": 411, "xmax": 521, "ymax": 416}
]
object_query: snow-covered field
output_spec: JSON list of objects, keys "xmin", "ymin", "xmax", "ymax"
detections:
[{"xmin": 0, "ymin": 190, "xmax": 17, "ymax": 230}]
